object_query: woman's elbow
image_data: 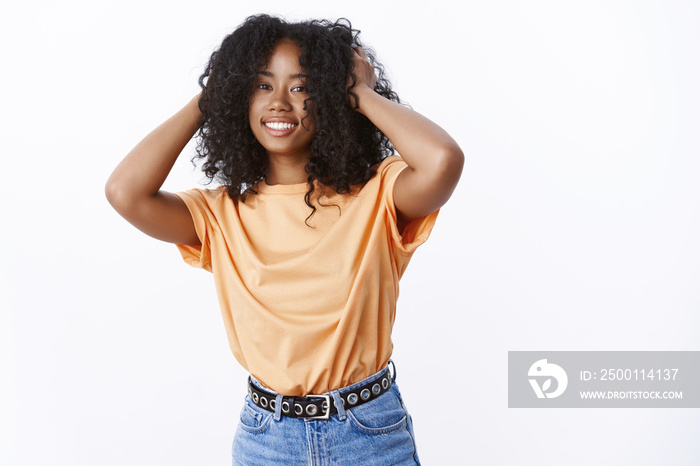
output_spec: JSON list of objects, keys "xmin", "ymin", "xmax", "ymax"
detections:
[
  {"xmin": 105, "ymin": 177, "xmax": 136, "ymax": 215},
  {"xmin": 436, "ymin": 143, "xmax": 465, "ymax": 185}
]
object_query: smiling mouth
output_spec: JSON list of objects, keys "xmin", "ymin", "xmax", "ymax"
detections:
[{"xmin": 264, "ymin": 121, "xmax": 298, "ymax": 131}]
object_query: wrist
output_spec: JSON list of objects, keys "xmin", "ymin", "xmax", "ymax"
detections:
[{"xmin": 352, "ymin": 85, "xmax": 377, "ymax": 114}]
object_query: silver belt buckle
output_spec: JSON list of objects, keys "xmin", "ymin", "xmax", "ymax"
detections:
[{"xmin": 306, "ymin": 394, "xmax": 331, "ymax": 420}]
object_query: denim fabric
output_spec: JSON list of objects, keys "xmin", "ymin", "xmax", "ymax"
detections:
[{"xmin": 232, "ymin": 364, "xmax": 421, "ymax": 465}]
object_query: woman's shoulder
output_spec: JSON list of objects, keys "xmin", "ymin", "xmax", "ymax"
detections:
[
  {"xmin": 368, "ymin": 155, "xmax": 408, "ymax": 186},
  {"xmin": 347, "ymin": 155, "xmax": 406, "ymax": 199},
  {"xmin": 373, "ymin": 155, "xmax": 404, "ymax": 172},
  {"xmin": 176, "ymin": 185, "xmax": 231, "ymax": 206}
]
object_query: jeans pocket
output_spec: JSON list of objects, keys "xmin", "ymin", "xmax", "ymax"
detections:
[
  {"xmin": 238, "ymin": 397, "xmax": 273, "ymax": 434},
  {"xmin": 346, "ymin": 386, "xmax": 408, "ymax": 435}
]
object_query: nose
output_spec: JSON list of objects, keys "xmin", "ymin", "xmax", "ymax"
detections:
[{"xmin": 269, "ymin": 88, "xmax": 292, "ymax": 112}]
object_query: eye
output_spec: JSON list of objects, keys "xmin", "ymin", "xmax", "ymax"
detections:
[
  {"xmin": 292, "ymin": 85, "xmax": 307, "ymax": 93},
  {"xmin": 257, "ymin": 83, "xmax": 272, "ymax": 90}
]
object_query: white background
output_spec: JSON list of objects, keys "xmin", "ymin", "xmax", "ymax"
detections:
[{"xmin": 2, "ymin": 0, "xmax": 699, "ymax": 464}]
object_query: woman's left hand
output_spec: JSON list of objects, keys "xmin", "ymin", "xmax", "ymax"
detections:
[{"xmin": 348, "ymin": 47, "xmax": 376, "ymax": 109}]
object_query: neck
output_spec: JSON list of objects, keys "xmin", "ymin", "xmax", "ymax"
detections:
[{"xmin": 265, "ymin": 153, "xmax": 310, "ymax": 185}]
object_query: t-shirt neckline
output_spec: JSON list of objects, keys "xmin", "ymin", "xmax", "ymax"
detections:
[{"xmin": 256, "ymin": 179, "xmax": 309, "ymax": 194}]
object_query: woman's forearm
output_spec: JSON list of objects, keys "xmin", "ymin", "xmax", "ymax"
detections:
[{"xmin": 105, "ymin": 94, "xmax": 202, "ymax": 208}]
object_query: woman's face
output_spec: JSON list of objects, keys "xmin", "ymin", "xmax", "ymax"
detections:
[{"xmin": 249, "ymin": 39, "xmax": 315, "ymax": 163}]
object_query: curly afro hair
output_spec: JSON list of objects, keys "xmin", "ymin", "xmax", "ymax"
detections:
[{"xmin": 194, "ymin": 14, "xmax": 401, "ymax": 218}]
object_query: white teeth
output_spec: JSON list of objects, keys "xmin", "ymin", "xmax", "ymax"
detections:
[{"xmin": 265, "ymin": 122, "xmax": 296, "ymax": 130}]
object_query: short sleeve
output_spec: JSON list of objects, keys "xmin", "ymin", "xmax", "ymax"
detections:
[
  {"xmin": 173, "ymin": 188, "xmax": 223, "ymax": 272},
  {"xmin": 379, "ymin": 156, "xmax": 440, "ymax": 255}
]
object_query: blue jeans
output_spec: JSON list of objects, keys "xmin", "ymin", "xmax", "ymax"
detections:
[{"xmin": 232, "ymin": 363, "xmax": 421, "ymax": 465}]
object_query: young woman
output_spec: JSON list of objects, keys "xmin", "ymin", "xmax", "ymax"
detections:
[{"xmin": 106, "ymin": 14, "xmax": 463, "ymax": 465}]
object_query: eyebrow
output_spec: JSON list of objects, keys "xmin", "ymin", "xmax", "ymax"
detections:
[{"xmin": 257, "ymin": 71, "xmax": 307, "ymax": 79}]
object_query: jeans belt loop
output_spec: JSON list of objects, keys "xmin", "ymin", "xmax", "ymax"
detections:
[
  {"xmin": 273, "ymin": 393, "xmax": 283, "ymax": 421},
  {"xmin": 329, "ymin": 390, "xmax": 346, "ymax": 420}
]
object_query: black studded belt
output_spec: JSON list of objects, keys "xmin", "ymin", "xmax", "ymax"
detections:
[{"xmin": 247, "ymin": 366, "xmax": 394, "ymax": 420}]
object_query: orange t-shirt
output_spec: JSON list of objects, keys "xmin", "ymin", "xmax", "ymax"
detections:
[{"xmin": 175, "ymin": 156, "xmax": 438, "ymax": 395}]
